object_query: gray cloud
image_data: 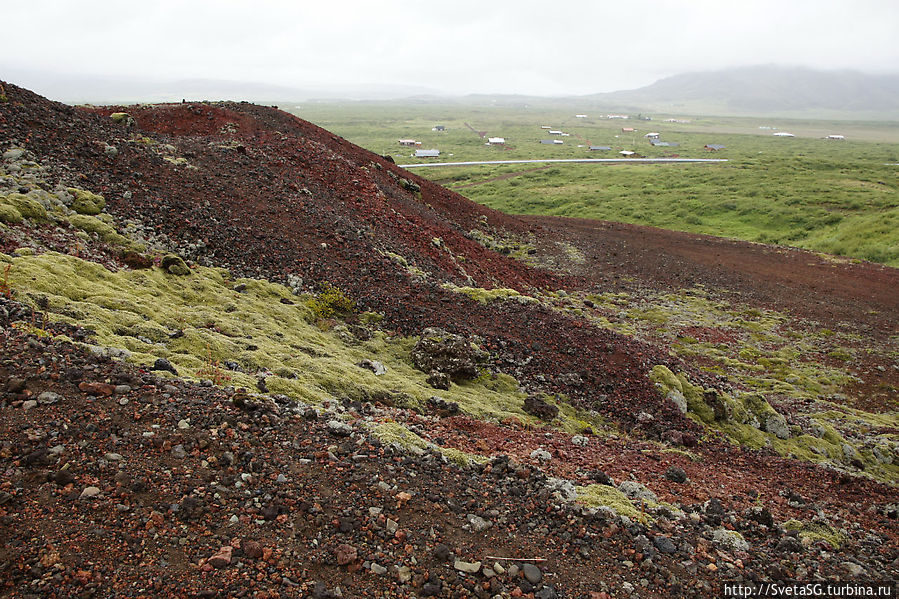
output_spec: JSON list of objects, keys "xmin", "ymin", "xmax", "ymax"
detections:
[{"xmin": 2, "ymin": 0, "xmax": 897, "ymax": 98}]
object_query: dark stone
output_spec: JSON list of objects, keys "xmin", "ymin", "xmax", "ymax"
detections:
[
  {"xmin": 52, "ymin": 469, "xmax": 75, "ymax": 486},
  {"xmin": 410, "ymin": 328, "xmax": 483, "ymax": 379},
  {"xmin": 664, "ymin": 467, "xmax": 688, "ymax": 483},
  {"xmin": 523, "ymin": 394, "xmax": 558, "ymax": 421},
  {"xmin": 427, "ymin": 396, "xmax": 459, "ymax": 416},
  {"xmin": 522, "ymin": 563, "xmax": 542, "ymax": 584},
  {"xmin": 310, "ymin": 581, "xmax": 333, "ymax": 599},
  {"xmin": 421, "ymin": 581, "xmax": 441, "ymax": 596},
  {"xmin": 588, "ymin": 470, "xmax": 613, "ymax": 486},
  {"xmin": 150, "ymin": 358, "xmax": 178, "ymax": 376},
  {"xmin": 653, "ymin": 535, "xmax": 677, "ymax": 554},
  {"xmin": 433, "ymin": 544, "xmax": 451, "ymax": 562},
  {"xmin": 536, "ymin": 585, "xmax": 559, "ymax": 599}
]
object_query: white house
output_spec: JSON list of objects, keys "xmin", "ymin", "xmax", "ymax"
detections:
[
  {"xmin": 619, "ymin": 150, "xmax": 636, "ymax": 156},
  {"xmin": 644, "ymin": 132, "xmax": 660, "ymax": 139},
  {"xmin": 415, "ymin": 149, "xmax": 440, "ymax": 158},
  {"xmin": 826, "ymin": 134, "xmax": 845, "ymax": 140},
  {"xmin": 575, "ymin": 114, "xmax": 588, "ymax": 118},
  {"xmin": 398, "ymin": 139, "xmax": 419, "ymax": 146},
  {"xmin": 773, "ymin": 132, "xmax": 795, "ymax": 137},
  {"xmin": 549, "ymin": 130, "xmax": 563, "ymax": 135},
  {"xmin": 488, "ymin": 137, "xmax": 505, "ymax": 144}
]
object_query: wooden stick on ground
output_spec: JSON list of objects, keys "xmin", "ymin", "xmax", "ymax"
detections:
[{"xmin": 484, "ymin": 556, "xmax": 547, "ymax": 562}]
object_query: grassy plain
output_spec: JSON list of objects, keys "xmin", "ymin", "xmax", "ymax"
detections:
[{"xmin": 294, "ymin": 103, "xmax": 899, "ymax": 266}]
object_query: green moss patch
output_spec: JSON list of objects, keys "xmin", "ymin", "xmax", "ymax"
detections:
[
  {"xmin": 442, "ymin": 283, "xmax": 539, "ymax": 305},
  {"xmin": 575, "ymin": 484, "xmax": 653, "ymax": 524},
  {"xmin": 783, "ymin": 519, "xmax": 846, "ymax": 549},
  {"xmin": 67, "ymin": 188, "xmax": 106, "ymax": 215},
  {"xmin": 0, "ymin": 204, "xmax": 23, "ymax": 224},
  {"xmin": 369, "ymin": 421, "xmax": 489, "ymax": 466},
  {"xmin": 2, "ymin": 251, "xmax": 573, "ymax": 427}
]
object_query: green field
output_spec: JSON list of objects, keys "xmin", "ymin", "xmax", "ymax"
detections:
[{"xmin": 294, "ymin": 103, "xmax": 899, "ymax": 266}]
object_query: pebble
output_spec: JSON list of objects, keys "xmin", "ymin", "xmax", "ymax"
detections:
[
  {"xmin": 104, "ymin": 452, "xmax": 123, "ymax": 461},
  {"xmin": 454, "ymin": 559, "xmax": 481, "ymax": 574},
  {"xmin": 467, "ymin": 513, "xmax": 490, "ymax": 532},
  {"xmin": 327, "ymin": 420, "xmax": 353, "ymax": 437},
  {"xmin": 80, "ymin": 486, "xmax": 101, "ymax": 499},
  {"xmin": 22, "ymin": 400, "xmax": 37, "ymax": 410},
  {"xmin": 530, "ymin": 448, "xmax": 552, "ymax": 462},
  {"xmin": 370, "ymin": 562, "xmax": 387, "ymax": 575},
  {"xmin": 654, "ymin": 535, "xmax": 677, "ymax": 554},
  {"xmin": 522, "ymin": 563, "xmax": 543, "ymax": 584},
  {"xmin": 396, "ymin": 565, "xmax": 412, "ymax": 583},
  {"xmin": 207, "ymin": 546, "xmax": 232, "ymax": 569},
  {"xmin": 37, "ymin": 391, "xmax": 61, "ymax": 405}
]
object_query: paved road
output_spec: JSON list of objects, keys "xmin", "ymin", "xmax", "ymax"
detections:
[{"xmin": 399, "ymin": 158, "xmax": 728, "ymax": 168}]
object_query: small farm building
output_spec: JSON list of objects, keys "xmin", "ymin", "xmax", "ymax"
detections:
[{"xmin": 415, "ymin": 149, "xmax": 440, "ymax": 158}]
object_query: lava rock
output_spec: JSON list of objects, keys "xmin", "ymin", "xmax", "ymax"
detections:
[
  {"xmin": 427, "ymin": 395, "xmax": 459, "ymax": 416},
  {"xmin": 150, "ymin": 358, "xmax": 179, "ymax": 376},
  {"xmin": 426, "ymin": 370, "xmax": 451, "ymax": 390},
  {"xmin": 523, "ymin": 393, "xmax": 559, "ymax": 421},
  {"xmin": 664, "ymin": 466, "xmax": 688, "ymax": 483},
  {"xmin": 411, "ymin": 328, "xmax": 483, "ymax": 379}
]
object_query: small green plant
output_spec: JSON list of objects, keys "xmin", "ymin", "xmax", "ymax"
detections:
[
  {"xmin": 308, "ymin": 282, "xmax": 355, "ymax": 320},
  {"xmin": 12, "ymin": 310, "xmax": 51, "ymax": 339},
  {"xmin": 0, "ymin": 83, "xmax": 8, "ymax": 103}
]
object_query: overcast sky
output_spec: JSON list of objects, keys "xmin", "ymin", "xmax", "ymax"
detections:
[{"xmin": 3, "ymin": 0, "xmax": 898, "ymax": 100}]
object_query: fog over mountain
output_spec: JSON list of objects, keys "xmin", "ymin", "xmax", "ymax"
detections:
[{"xmin": 585, "ymin": 66, "xmax": 899, "ymax": 118}]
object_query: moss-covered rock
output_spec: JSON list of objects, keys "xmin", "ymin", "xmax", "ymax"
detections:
[
  {"xmin": 2, "ymin": 193, "xmax": 48, "ymax": 221},
  {"xmin": 109, "ymin": 112, "xmax": 135, "ymax": 127},
  {"xmin": 369, "ymin": 421, "xmax": 487, "ymax": 466},
  {"xmin": 575, "ymin": 484, "xmax": 653, "ymax": 524},
  {"xmin": 161, "ymin": 255, "xmax": 191, "ymax": 276},
  {"xmin": 0, "ymin": 203, "xmax": 23, "ymax": 224},
  {"xmin": 67, "ymin": 188, "xmax": 106, "ymax": 215},
  {"xmin": 783, "ymin": 519, "xmax": 845, "ymax": 549},
  {"xmin": 67, "ymin": 214, "xmax": 128, "ymax": 246}
]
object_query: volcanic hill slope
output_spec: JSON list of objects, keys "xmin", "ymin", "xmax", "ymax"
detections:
[{"xmin": 0, "ymin": 82, "xmax": 896, "ymax": 598}]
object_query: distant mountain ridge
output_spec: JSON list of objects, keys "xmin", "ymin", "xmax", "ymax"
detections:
[{"xmin": 587, "ymin": 66, "xmax": 899, "ymax": 118}]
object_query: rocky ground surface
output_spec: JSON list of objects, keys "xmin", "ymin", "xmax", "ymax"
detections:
[{"xmin": 0, "ymin": 82, "xmax": 896, "ymax": 598}]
